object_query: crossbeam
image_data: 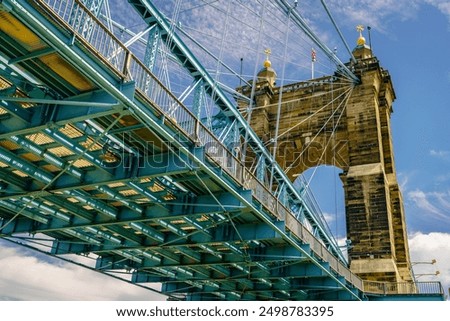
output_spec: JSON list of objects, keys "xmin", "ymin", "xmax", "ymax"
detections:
[{"xmin": 0, "ymin": 0, "xmax": 369, "ymax": 301}]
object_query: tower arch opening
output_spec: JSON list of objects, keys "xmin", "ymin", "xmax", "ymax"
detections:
[{"xmin": 298, "ymin": 165, "xmax": 348, "ymax": 258}]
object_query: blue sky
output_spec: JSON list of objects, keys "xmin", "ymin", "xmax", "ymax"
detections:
[{"xmin": 0, "ymin": 0, "xmax": 449, "ymax": 300}]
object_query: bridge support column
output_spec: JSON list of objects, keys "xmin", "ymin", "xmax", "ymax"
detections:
[
  {"xmin": 238, "ymin": 39, "xmax": 413, "ymax": 284},
  {"xmin": 340, "ymin": 164, "xmax": 400, "ymax": 282},
  {"xmin": 340, "ymin": 44, "xmax": 412, "ymax": 282}
]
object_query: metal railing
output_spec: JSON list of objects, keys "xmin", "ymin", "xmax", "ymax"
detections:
[
  {"xmin": 363, "ymin": 281, "xmax": 444, "ymax": 296},
  {"xmin": 36, "ymin": 0, "xmax": 363, "ymax": 290}
]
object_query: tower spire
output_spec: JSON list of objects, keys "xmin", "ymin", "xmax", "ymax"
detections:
[
  {"xmin": 257, "ymin": 48, "xmax": 276, "ymax": 86},
  {"xmin": 263, "ymin": 48, "xmax": 272, "ymax": 68},
  {"xmin": 352, "ymin": 25, "xmax": 372, "ymax": 59},
  {"xmin": 356, "ymin": 25, "xmax": 366, "ymax": 46}
]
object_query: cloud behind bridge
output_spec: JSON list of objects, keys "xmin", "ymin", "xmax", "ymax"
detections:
[
  {"xmin": 0, "ymin": 242, "xmax": 165, "ymax": 301},
  {"xmin": 1, "ymin": 233, "xmax": 448, "ymax": 300}
]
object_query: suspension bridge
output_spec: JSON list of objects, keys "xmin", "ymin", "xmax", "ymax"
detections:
[{"xmin": 0, "ymin": 0, "xmax": 444, "ymax": 300}]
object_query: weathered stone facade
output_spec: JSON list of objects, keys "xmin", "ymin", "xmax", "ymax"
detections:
[{"xmin": 238, "ymin": 45, "xmax": 413, "ymax": 283}]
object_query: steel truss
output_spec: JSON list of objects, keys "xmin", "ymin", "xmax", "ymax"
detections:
[{"xmin": 0, "ymin": 0, "xmax": 370, "ymax": 300}]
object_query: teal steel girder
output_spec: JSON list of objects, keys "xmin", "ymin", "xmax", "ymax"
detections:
[
  {"xmin": 97, "ymin": 244, "xmax": 307, "ymax": 272},
  {"xmin": 0, "ymin": 33, "xmax": 80, "ymax": 95},
  {"xmin": 0, "ymin": 98, "xmax": 32, "ymax": 122},
  {"xmin": 143, "ymin": 22, "xmax": 161, "ymax": 73},
  {"xmin": 8, "ymin": 47, "xmax": 57, "ymax": 65},
  {"xmin": 0, "ymin": 0, "xmax": 364, "ymax": 300},
  {"xmin": 0, "ymin": 190, "xmax": 245, "ymax": 236},
  {"xmin": 0, "ymin": 82, "xmax": 128, "ymax": 122},
  {"xmin": 0, "ymin": 101, "xmax": 126, "ymax": 141},
  {"xmin": 126, "ymin": 0, "xmax": 346, "ymax": 264},
  {"xmin": 48, "ymin": 151, "xmax": 197, "ymax": 192},
  {"xmin": 157, "ymin": 274, "xmax": 352, "ymax": 300},
  {"xmin": 158, "ymin": 275, "xmax": 344, "ymax": 293},
  {"xmin": 50, "ymin": 220, "xmax": 284, "ymax": 256}
]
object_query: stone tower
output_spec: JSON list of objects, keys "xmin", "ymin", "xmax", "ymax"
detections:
[{"xmin": 238, "ymin": 28, "xmax": 413, "ymax": 283}]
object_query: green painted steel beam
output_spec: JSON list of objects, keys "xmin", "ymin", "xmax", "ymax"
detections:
[
  {"xmin": 8, "ymin": 47, "xmax": 57, "ymax": 64},
  {"xmin": 51, "ymin": 152, "xmax": 198, "ymax": 192},
  {"xmin": 140, "ymin": 273, "xmax": 255, "ymax": 293},
  {"xmin": 51, "ymin": 240, "xmax": 88, "ymax": 256},
  {"xmin": 160, "ymin": 281, "xmax": 255, "ymax": 297},
  {"xmin": 160, "ymin": 277, "xmax": 357, "ymax": 301},
  {"xmin": 132, "ymin": 261, "xmax": 324, "ymax": 284},
  {"xmin": 159, "ymin": 280, "xmax": 294, "ymax": 296},
  {"xmin": 96, "ymin": 252, "xmax": 232, "ymax": 278},
  {"xmin": 48, "ymin": 220, "xmax": 284, "ymax": 256},
  {"xmin": 307, "ymin": 286, "xmax": 361, "ymax": 301},
  {"xmin": 0, "ymin": 167, "xmax": 29, "ymax": 190},
  {"xmin": 39, "ymin": 195, "xmax": 95, "ymax": 221},
  {"xmin": 0, "ymin": 33, "xmax": 80, "ymax": 95},
  {"xmin": 0, "ymin": 104, "xmax": 126, "ymax": 140},
  {"xmin": 186, "ymin": 292, "xmax": 258, "ymax": 301},
  {"xmin": 1, "ymin": 0, "xmax": 362, "ymax": 299},
  {"xmin": 5, "ymin": 190, "xmax": 245, "ymax": 237},
  {"xmin": 255, "ymin": 261, "xmax": 329, "ymax": 279},
  {"xmin": 0, "ymin": 145, "xmax": 55, "ymax": 185},
  {"xmin": 103, "ymin": 225, "xmax": 146, "ymax": 245},
  {"xmin": 0, "ymin": 96, "xmax": 119, "ymax": 108},
  {"xmin": 95, "ymin": 255, "xmax": 142, "ymax": 271},
  {"xmin": 101, "ymin": 251, "xmax": 301, "ymax": 275},
  {"xmin": 0, "ymin": 215, "xmax": 45, "ymax": 236},
  {"xmin": 0, "ymin": 98, "xmax": 32, "ymax": 122},
  {"xmin": 0, "ymin": 63, "xmax": 46, "ymax": 98},
  {"xmin": 125, "ymin": 1, "xmax": 344, "ymax": 259},
  {"xmin": 149, "ymin": 248, "xmax": 180, "ymax": 265}
]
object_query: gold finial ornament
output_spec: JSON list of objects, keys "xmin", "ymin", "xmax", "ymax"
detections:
[
  {"xmin": 263, "ymin": 48, "xmax": 272, "ymax": 68},
  {"xmin": 356, "ymin": 25, "xmax": 366, "ymax": 46}
]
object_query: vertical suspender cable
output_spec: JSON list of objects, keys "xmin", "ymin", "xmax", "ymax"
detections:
[
  {"xmin": 269, "ymin": 6, "xmax": 292, "ymax": 191},
  {"xmin": 275, "ymin": 0, "xmax": 359, "ymax": 83},
  {"xmin": 240, "ymin": 0, "xmax": 267, "ymax": 166},
  {"xmin": 211, "ymin": 0, "xmax": 232, "ymax": 114}
]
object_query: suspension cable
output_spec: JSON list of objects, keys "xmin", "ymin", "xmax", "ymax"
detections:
[
  {"xmin": 302, "ymin": 87, "xmax": 353, "ymax": 184},
  {"xmin": 284, "ymin": 85, "xmax": 353, "ymax": 176},
  {"xmin": 240, "ymin": 0, "xmax": 268, "ymax": 165},
  {"xmin": 276, "ymin": 83, "xmax": 353, "ymax": 141},
  {"xmin": 320, "ymin": 0, "xmax": 356, "ymax": 64},
  {"xmin": 270, "ymin": 6, "xmax": 293, "ymax": 190},
  {"xmin": 274, "ymin": 0, "xmax": 359, "ymax": 83}
]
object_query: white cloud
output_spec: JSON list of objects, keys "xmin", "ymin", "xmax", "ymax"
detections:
[
  {"xmin": 322, "ymin": 211, "xmax": 336, "ymax": 223},
  {"xmin": 324, "ymin": 0, "xmax": 450, "ymax": 32},
  {"xmin": 407, "ymin": 189, "xmax": 450, "ymax": 221},
  {"xmin": 0, "ymin": 245, "xmax": 166, "ymax": 301},
  {"xmin": 424, "ymin": 0, "xmax": 450, "ymax": 19},
  {"xmin": 432, "ymin": 191, "xmax": 450, "ymax": 209},
  {"xmin": 325, "ymin": 0, "xmax": 420, "ymax": 31},
  {"xmin": 430, "ymin": 149, "xmax": 450, "ymax": 159},
  {"xmin": 397, "ymin": 171, "xmax": 413, "ymax": 193},
  {"xmin": 409, "ymin": 232, "xmax": 450, "ymax": 296}
]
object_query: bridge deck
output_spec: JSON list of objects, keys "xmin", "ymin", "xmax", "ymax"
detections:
[{"xmin": 0, "ymin": 0, "xmax": 443, "ymax": 301}]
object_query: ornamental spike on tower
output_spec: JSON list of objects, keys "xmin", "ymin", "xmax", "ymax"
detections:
[
  {"xmin": 353, "ymin": 24, "xmax": 372, "ymax": 59},
  {"xmin": 356, "ymin": 24, "xmax": 366, "ymax": 46},
  {"xmin": 257, "ymin": 48, "xmax": 277, "ymax": 86},
  {"xmin": 263, "ymin": 48, "xmax": 272, "ymax": 68}
]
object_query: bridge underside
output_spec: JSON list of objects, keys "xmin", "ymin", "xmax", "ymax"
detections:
[
  {"xmin": 0, "ymin": 0, "xmax": 366, "ymax": 301},
  {"xmin": 0, "ymin": 0, "xmax": 444, "ymax": 301}
]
